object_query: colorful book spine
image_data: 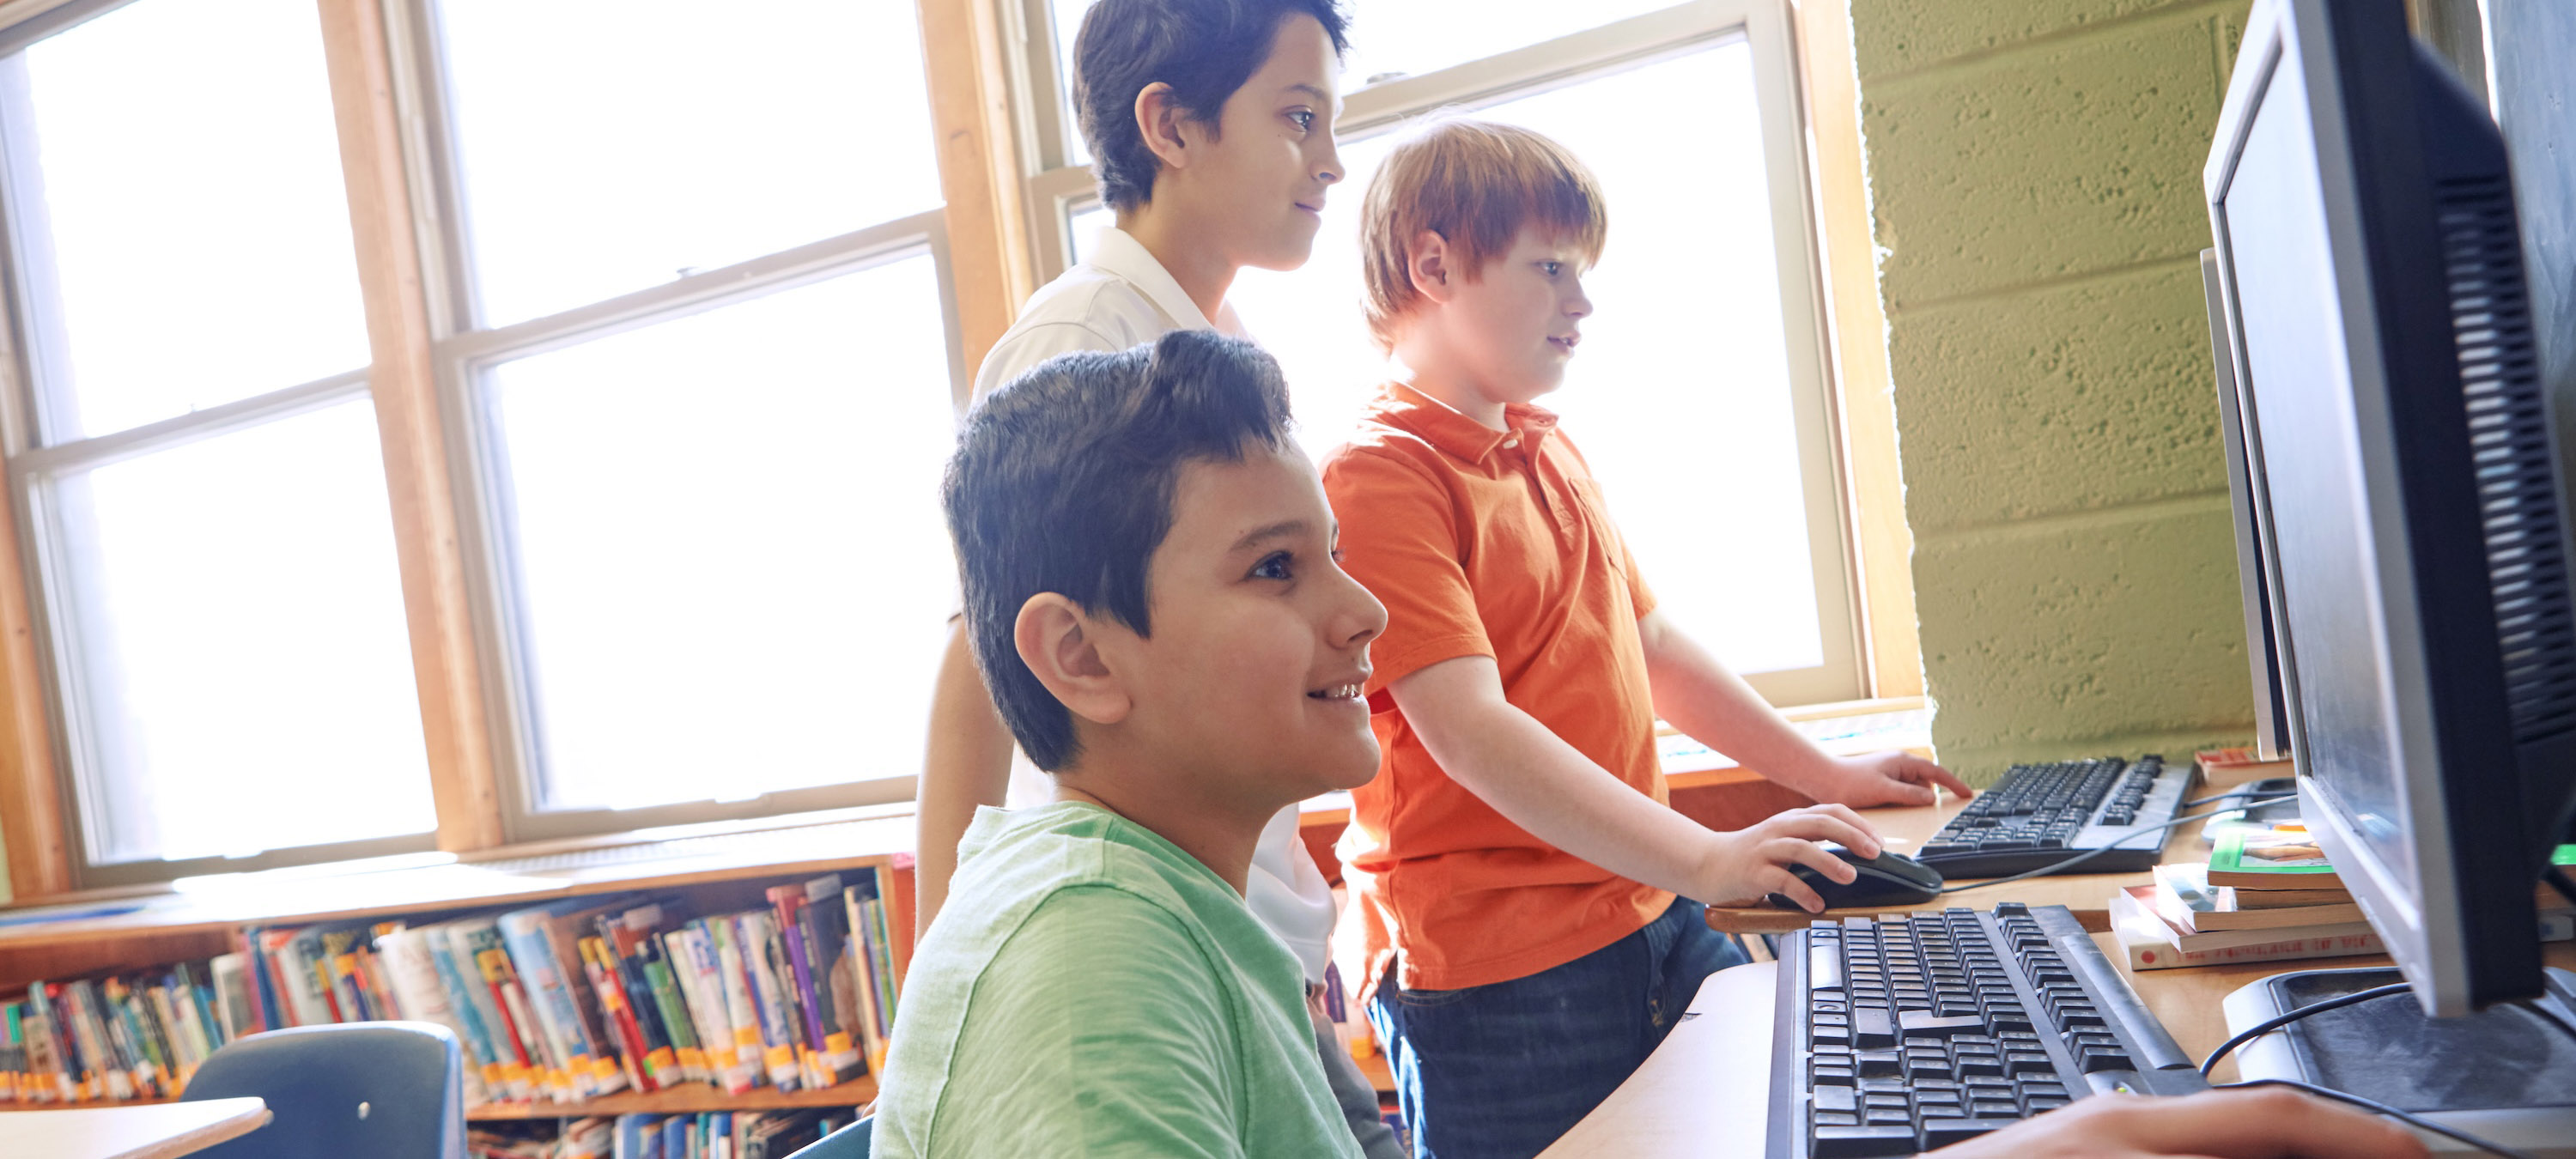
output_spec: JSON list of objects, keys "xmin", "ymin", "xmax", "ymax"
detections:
[
  {"xmin": 735, "ymin": 913, "xmax": 802, "ymax": 1092},
  {"xmin": 498, "ymin": 907, "xmax": 606, "ymax": 1100}
]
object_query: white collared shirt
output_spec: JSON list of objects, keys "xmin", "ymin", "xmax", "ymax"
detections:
[
  {"xmin": 967, "ymin": 228, "xmax": 1337, "ymax": 984},
  {"xmin": 972, "ymin": 226, "xmax": 1250, "ymax": 399}
]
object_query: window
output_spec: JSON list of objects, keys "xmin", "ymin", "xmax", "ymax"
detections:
[
  {"xmin": 0, "ymin": 0, "xmax": 435, "ymax": 882},
  {"xmin": 1024, "ymin": 0, "xmax": 1862, "ymax": 703},
  {"xmin": 404, "ymin": 0, "xmax": 968, "ymax": 838}
]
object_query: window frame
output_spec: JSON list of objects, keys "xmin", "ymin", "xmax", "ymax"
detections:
[
  {"xmin": 1013, "ymin": 0, "xmax": 1869, "ymax": 706},
  {"xmin": 380, "ymin": 0, "xmax": 974, "ymax": 844}
]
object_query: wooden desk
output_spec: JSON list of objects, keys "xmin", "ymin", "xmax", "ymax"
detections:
[
  {"xmin": 1546, "ymin": 924, "xmax": 2576, "ymax": 1156},
  {"xmin": 1701, "ymin": 790, "xmax": 2207, "ymax": 935},
  {"xmin": 1, "ymin": 1096, "xmax": 270, "ymax": 1159}
]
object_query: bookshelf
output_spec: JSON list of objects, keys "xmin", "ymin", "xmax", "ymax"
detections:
[{"xmin": 0, "ymin": 804, "xmax": 916, "ymax": 1132}]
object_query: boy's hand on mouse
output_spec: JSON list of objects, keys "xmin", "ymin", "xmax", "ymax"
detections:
[
  {"xmin": 1809, "ymin": 750, "xmax": 1973, "ymax": 808},
  {"xmin": 1697, "ymin": 804, "xmax": 1883, "ymax": 912},
  {"xmin": 1922, "ymin": 1088, "xmax": 2427, "ymax": 1159}
]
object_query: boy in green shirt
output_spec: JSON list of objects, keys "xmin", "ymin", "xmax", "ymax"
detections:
[
  {"xmin": 875, "ymin": 331, "xmax": 1383, "ymax": 1156},
  {"xmin": 871, "ymin": 329, "xmax": 2427, "ymax": 1159}
]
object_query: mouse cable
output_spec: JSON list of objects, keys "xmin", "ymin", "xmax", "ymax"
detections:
[
  {"xmin": 2179, "ymin": 785, "xmax": 2300, "ymax": 810},
  {"xmin": 2211, "ymin": 1079, "xmax": 2536, "ymax": 1159},
  {"xmin": 2196, "ymin": 981, "xmax": 2412, "ymax": 1078},
  {"xmin": 1931, "ymin": 797, "xmax": 2300, "ymax": 896},
  {"xmin": 2518, "ymin": 993, "xmax": 2576, "ymax": 1047}
]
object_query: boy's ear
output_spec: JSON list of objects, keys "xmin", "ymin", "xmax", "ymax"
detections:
[
  {"xmin": 1407, "ymin": 230, "xmax": 1455, "ymax": 304},
  {"xmin": 1133, "ymin": 81, "xmax": 1195, "ymax": 173},
  {"xmin": 1013, "ymin": 593, "xmax": 1133, "ymax": 727}
]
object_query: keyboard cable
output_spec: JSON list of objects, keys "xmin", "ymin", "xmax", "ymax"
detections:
[
  {"xmin": 1930, "ymin": 797, "xmax": 2299, "ymax": 896},
  {"xmin": 2193, "ymin": 983, "xmax": 2537, "ymax": 1159}
]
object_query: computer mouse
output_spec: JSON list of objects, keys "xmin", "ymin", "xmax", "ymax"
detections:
[{"xmin": 1765, "ymin": 842, "xmax": 1946, "ymax": 911}]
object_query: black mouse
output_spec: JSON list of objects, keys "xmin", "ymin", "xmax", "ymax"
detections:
[{"xmin": 1765, "ymin": 842, "xmax": 1945, "ymax": 911}]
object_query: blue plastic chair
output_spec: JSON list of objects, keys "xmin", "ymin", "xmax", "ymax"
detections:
[
  {"xmin": 179, "ymin": 1021, "xmax": 466, "ymax": 1159},
  {"xmin": 784, "ymin": 1115, "xmax": 873, "ymax": 1158}
]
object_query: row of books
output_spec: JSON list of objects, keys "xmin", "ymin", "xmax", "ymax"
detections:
[
  {"xmin": 2, "ymin": 865, "xmax": 910, "ymax": 1108},
  {"xmin": 469, "ymin": 1107, "xmax": 853, "ymax": 1159},
  {"xmin": 1, "ymin": 959, "xmax": 247, "ymax": 1103},
  {"xmin": 2111, "ymin": 828, "xmax": 2575, "ymax": 968}
]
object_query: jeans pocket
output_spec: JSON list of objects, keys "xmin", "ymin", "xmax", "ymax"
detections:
[{"xmin": 1389, "ymin": 981, "xmax": 1476, "ymax": 1010}]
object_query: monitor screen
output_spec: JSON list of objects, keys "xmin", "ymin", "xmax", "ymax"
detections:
[
  {"xmin": 2221, "ymin": 50, "xmax": 2421, "ymax": 897},
  {"xmin": 2206, "ymin": 0, "xmax": 2575, "ymax": 1014}
]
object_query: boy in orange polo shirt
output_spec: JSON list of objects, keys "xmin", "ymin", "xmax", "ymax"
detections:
[{"xmin": 1320, "ymin": 119, "xmax": 1974, "ymax": 1157}]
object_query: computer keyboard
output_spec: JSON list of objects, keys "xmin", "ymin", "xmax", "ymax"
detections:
[
  {"xmin": 1913, "ymin": 755, "xmax": 2193, "ymax": 878},
  {"xmin": 1767, "ymin": 902, "xmax": 2208, "ymax": 1156}
]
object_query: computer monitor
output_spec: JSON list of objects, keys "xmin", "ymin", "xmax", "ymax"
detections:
[
  {"xmin": 2201, "ymin": 249, "xmax": 2293, "ymax": 763},
  {"xmin": 2204, "ymin": 0, "xmax": 2576, "ymax": 1015}
]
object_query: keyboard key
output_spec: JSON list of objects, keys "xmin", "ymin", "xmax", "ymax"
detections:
[
  {"xmin": 1812, "ymin": 1065, "xmax": 1855, "ymax": 1085},
  {"xmin": 1810, "ymin": 944, "xmax": 1843, "ymax": 992},
  {"xmin": 2079, "ymin": 1048, "xmax": 2135, "ymax": 1073},
  {"xmin": 1864, "ymin": 1109, "xmax": 1912, "ymax": 1126},
  {"xmin": 1813, "ymin": 1111, "xmax": 1859, "ymax": 1126},
  {"xmin": 1813, "ymin": 1086, "xmax": 1857, "ymax": 1113},
  {"xmin": 2006, "ymin": 1053, "xmax": 2057, "ymax": 1075},
  {"xmin": 1856, "ymin": 1051, "xmax": 1901, "ymax": 1077},
  {"xmin": 1812, "ymin": 1125, "xmax": 1921, "ymax": 1156},
  {"xmin": 1853, "ymin": 1008, "xmax": 1895, "ymax": 1047},
  {"xmin": 1899, "ymin": 1012, "xmax": 1988, "ymax": 1036},
  {"xmin": 1969, "ymin": 1100, "xmax": 2020, "ymax": 1118}
]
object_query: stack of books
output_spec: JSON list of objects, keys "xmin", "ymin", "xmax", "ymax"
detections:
[
  {"xmin": 2, "ymin": 867, "xmax": 908, "ymax": 1113},
  {"xmin": 2111, "ymin": 828, "xmax": 2575, "ymax": 969}
]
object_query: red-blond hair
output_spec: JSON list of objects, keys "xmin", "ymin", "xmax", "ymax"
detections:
[{"xmin": 1359, "ymin": 118, "xmax": 1608, "ymax": 351}]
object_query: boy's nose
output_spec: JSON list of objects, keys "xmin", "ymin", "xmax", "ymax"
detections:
[{"xmin": 1336, "ymin": 573, "xmax": 1388, "ymax": 647}]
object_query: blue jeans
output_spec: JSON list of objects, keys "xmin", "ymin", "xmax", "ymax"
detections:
[{"xmin": 1366, "ymin": 897, "xmax": 1747, "ymax": 1159}]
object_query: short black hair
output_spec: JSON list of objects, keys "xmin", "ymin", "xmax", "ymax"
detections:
[
  {"xmin": 944, "ymin": 330, "xmax": 1294, "ymax": 771},
  {"xmin": 1072, "ymin": 0, "xmax": 1350, "ymax": 213}
]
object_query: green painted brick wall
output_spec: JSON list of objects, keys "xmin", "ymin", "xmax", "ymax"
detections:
[{"xmin": 1846, "ymin": 0, "xmax": 2259, "ymax": 780}]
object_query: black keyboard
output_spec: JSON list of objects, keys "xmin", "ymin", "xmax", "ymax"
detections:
[
  {"xmin": 1767, "ymin": 902, "xmax": 2208, "ymax": 1157},
  {"xmin": 1914, "ymin": 755, "xmax": 2193, "ymax": 878}
]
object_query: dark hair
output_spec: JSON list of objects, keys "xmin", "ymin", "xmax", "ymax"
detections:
[
  {"xmin": 944, "ymin": 330, "xmax": 1294, "ymax": 771},
  {"xmin": 1072, "ymin": 0, "xmax": 1350, "ymax": 213}
]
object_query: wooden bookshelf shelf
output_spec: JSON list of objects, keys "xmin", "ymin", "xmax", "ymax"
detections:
[
  {"xmin": 465, "ymin": 1078, "xmax": 877, "ymax": 1121},
  {"xmin": 0, "ymin": 1079, "xmax": 878, "ymax": 1122}
]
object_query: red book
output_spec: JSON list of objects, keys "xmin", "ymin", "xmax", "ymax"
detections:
[{"xmin": 580, "ymin": 937, "xmax": 658, "ymax": 1093}]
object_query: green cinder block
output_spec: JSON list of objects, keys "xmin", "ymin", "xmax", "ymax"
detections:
[
  {"xmin": 1889, "ymin": 261, "xmax": 2227, "ymax": 535},
  {"xmin": 1911, "ymin": 501, "xmax": 2253, "ymax": 762},
  {"xmin": 1850, "ymin": 0, "xmax": 2211, "ymax": 81},
  {"xmin": 1862, "ymin": 14, "xmax": 2227, "ymax": 309}
]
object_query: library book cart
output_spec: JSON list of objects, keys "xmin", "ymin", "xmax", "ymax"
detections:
[{"xmin": 0, "ymin": 804, "xmax": 917, "ymax": 1151}]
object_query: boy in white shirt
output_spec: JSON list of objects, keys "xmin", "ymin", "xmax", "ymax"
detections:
[{"xmin": 912, "ymin": 1, "xmax": 1392, "ymax": 1153}]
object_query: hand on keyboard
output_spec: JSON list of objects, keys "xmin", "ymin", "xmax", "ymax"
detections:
[
  {"xmin": 1807, "ymin": 751, "xmax": 1974, "ymax": 809},
  {"xmin": 1920, "ymin": 1088, "xmax": 2427, "ymax": 1158},
  {"xmin": 1698, "ymin": 804, "xmax": 1882, "ymax": 912}
]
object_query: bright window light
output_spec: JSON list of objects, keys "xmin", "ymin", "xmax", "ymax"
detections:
[
  {"xmin": 434, "ymin": 0, "xmax": 942, "ymax": 327},
  {"xmin": 486, "ymin": 256, "xmax": 956, "ymax": 811},
  {"xmin": 3, "ymin": 0, "xmax": 369, "ymax": 441},
  {"xmin": 54, "ymin": 399, "xmax": 434, "ymax": 865}
]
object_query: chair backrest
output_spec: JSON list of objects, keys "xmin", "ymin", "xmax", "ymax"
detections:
[
  {"xmin": 180, "ymin": 1021, "xmax": 465, "ymax": 1159},
  {"xmin": 783, "ymin": 1114, "xmax": 873, "ymax": 1159}
]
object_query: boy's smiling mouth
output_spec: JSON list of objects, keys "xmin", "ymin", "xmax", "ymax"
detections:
[{"xmin": 1307, "ymin": 680, "xmax": 1366, "ymax": 701}]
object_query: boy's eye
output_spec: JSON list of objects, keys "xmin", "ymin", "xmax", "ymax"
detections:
[
  {"xmin": 1251, "ymin": 551, "xmax": 1296, "ymax": 581},
  {"xmin": 1540, "ymin": 261, "xmax": 1564, "ymax": 276},
  {"xmin": 1287, "ymin": 110, "xmax": 1316, "ymax": 131}
]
